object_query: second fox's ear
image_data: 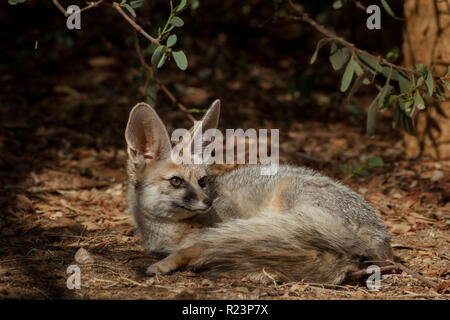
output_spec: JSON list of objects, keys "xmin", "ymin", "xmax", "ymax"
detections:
[{"xmin": 125, "ymin": 103, "xmax": 171, "ymax": 164}]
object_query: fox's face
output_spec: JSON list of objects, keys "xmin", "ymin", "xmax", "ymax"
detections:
[
  {"xmin": 133, "ymin": 161, "xmax": 213, "ymax": 220},
  {"xmin": 125, "ymin": 100, "xmax": 220, "ymax": 221}
]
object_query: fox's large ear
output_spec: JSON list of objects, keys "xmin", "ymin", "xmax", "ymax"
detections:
[
  {"xmin": 191, "ymin": 99, "xmax": 221, "ymax": 137},
  {"xmin": 125, "ymin": 103, "xmax": 171, "ymax": 164},
  {"xmin": 201, "ymin": 99, "xmax": 221, "ymax": 131}
]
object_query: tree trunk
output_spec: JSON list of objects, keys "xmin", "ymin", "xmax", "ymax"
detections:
[{"xmin": 402, "ymin": 0, "xmax": 450, "ymax": 159}]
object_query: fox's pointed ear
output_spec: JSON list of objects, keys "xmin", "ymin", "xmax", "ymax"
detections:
[
  {"xmin": 185, "ymin": 99, "xmax": 221, "ymax": 163},
  {"xmin": 200, "ymin": 99, "xmax": 220, "ymax": 131},
  {"xmin": 125, "ymin": 103, "xmax": 171, "ymax": 164},
  {"xmin": 190, "ymin": 99, "xmax": 221, "ymax": 137}
]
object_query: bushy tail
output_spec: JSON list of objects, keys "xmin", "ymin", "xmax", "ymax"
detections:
[{"xmin": 190, "ymin": 207, "xmax": 392, "ymax": 284}]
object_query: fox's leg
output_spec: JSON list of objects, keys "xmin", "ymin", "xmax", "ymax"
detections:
[{"xmin": 146, "ymin": 244, "xmax": 206, "ymax": 275}]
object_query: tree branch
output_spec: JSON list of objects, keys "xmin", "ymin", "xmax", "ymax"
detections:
[
  {"xmin": 112, "ymin": 2, "xmax": 160, "ymax": 47},
  {"xmin": 52, "ymin": 0, "xmax": 68, "ymax": 17},
  {"xmin": 53, "ymin": 0, "xmax": 105, "ymax": 17},
  {"xmin": 156, "ymin": 78, "xmax": 196, "ymax": 123},
  {"xmin": 287, "ymin": 0, "xmax": 441, "ymax": 79},
  {"xmin": 134, "ymin": 35, "xmax": 195, "ymax": 123},
  {"xmin": 387, "ymin": 260, "xmax": 440, "ymax": 289},
  {"xmin": 78, "ymin": 0, "xmax": 105, "ymax": 15}
]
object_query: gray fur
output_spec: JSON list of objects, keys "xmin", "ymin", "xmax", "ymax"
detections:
[{"xmin": 125, "ymin": 101, "xmax": 393, "ymax": 284}]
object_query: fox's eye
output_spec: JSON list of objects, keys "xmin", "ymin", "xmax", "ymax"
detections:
[
  {"xmin": 169, "ymin": 176, "xmax": 183, "ymax": 188},
  {"xmin": 198, "ymin": 176, "xmax": 207, "ymax": 188}
]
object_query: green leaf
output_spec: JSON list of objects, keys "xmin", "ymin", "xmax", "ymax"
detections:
[
  {"xmin": 130, "ymin": 0, "xmax": 145, "ymax": 9},
  {"xmin": 123, "ymin": 4, "xmax": 136, "ymax": 17},
  {"xmin": 157, "ymin": 52, "xmax": 167, "ymax": 68},
  {"xmin": 188, "ymin": 108, "xmax": 206, "ymax": 114},
  {"xmin": 394, "ymin": 105, "xmax": 415, "ymax": 135},
  {"xmin": 378, "ymin": 67, "xmax": 393, "ymax": 107},
  {"xmin": 437, "ymin": 80, "xmax": 450, "ymax": 91},
  {"xmin": 151, "ymin": 46, "xmax": 166, "ymax": 66},
  {"xmin": 414, "ymin": 92, "xmax": 426, "ymax": 110},
  {"xmin": 341, "ymin": 58, "xmax": 355, "ymax": 92},
  {"xmin": 172, "ymin": 50, "xmax": 188, "ymax": 70},
  {"xmin": 330, "ymin": 43, "xmax": 349, "ymax": 71},
  {"xmin": 362, "ymin": 77, "xmax": 371, "ymax": 85},
  {"xmin": 366, "ymin": 96, "xmax": 378, "ymax": 136},
  {"xmin": 333, "ymin": 0, "xmax": 343, "ymax": 9},
  {"xmin": 343, "ymin": 164, "xmax": 354, "ymax": 175},
  {"xmin": 166, "ymin": 25, "xmax": 175, "ymax": 33},
  {"xmin": 380, "ymin": 0, "xmax": 396, "ymax": 17},
  {"xmin": 416, "ymin": 76, "xmax": 424, "ymax": 87},
  {"xmin": 353, "ymin": 60, "xmax": 364, "ymax": 77},
  {"xmin": 398, "ymin": 73, "xmax": 411, "ymax": 94},
  {"xmin": 400, "ymin": 97, "xmax": 414, "ymax": 114},
  {"xmin": 166, "ymin": 34, "xmax": 177, "ymax": 47},
  {"xmin": 146, "ymin": 77, "xmax": 157, "ymax": 107},
  {"xmin": 359, "ymin": 169, "xmax": 369, "ymax": 176},
  {"xmin": 357, "ymin": 54, "xmax": 381, "ymax": 75},
  {"xmin": 425, "ymin": 69, "xmax": 434, "ymax": 96},
  {"xmin": 348, "ymin": 104, "xmax": 366, "ymax": 115},
  {"xmin": 442, "ymin": 80, "xmax": 450, "ymax": 91},
  {"xmin": 8, "ymin": 0, "xmax": 26, "ymax": 4},
  {"xmin": 368, "ymin": 156, "xmax": 384, "ymax": 167},
  {"xmin": 170, "ymin": 16, "xmax": 184, "ymax": 27},
  {"xmin": 176, "ymin": 0, "xmax": 187, "ymax": 13},
  {"xmin": 380, "ymin": 66, "xmax": 400, "ymax": 81},
  {"xmin": 310, "ymin": 38, "xmax": 330, "ymax": 64},
  {"xmin": 191, "ymin": 0, "xmax": 200, "ymax": 10},
  {"xmin": 386, "ymin": 47, "xmax": 400, "ymax": 62},
  {"xmin": 346, "ymin": 74, "xmax": 363, "ymax": 107},
  {"xmin": 435, "ymin": 82, "xmax": 447, "ymax": 102},
  {"xmin": 417, "ymin": 63, "xmax": 427, "ymax": 74}
]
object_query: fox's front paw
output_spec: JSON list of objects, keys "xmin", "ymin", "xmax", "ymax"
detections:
[{"xmin": 146, "ymin": 260, "xmax": 176, "ymax": 276}]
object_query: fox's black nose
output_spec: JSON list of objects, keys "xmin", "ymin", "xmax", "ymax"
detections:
[{"xmin": 203, "ymin": 198, "xmax": 213, "ymax": 207}]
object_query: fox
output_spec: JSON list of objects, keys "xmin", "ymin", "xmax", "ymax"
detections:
[{"xmin": 124, "ymin": 99, "xmax": 393, "ymax": 284}]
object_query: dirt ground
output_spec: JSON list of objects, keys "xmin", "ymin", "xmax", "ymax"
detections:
[
  {"xmin": 1, "ymin": 93, "xmax": 448, "ymax": 299},
  {"xmin": 0, "ymin": 2, "xmax": 449, "ymax": 300}
]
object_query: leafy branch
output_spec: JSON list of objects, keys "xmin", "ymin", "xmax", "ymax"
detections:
[
  {"xmin": 48, "ymin": 0, "xmax": 189, "ymax": 72},
  {"xmin": 40, "ymin": 0, "xmax": 194, "ymax": 121},
  {"xmin": 112, "ymin": 2, "xmax": 160, "ymax": 46},
  {"xmin": 287, "ymin": 0, "xmax": 450, "ymax": 136}
]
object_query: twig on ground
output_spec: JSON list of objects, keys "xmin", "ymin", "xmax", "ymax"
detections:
[
  {"xmin": 84, "ymin": 263, "xmax": 145, "ymax": 287},
  {"xmin": 348, "ymin": 265, "xmax": 397, "ymax": 277},
  {"xmin": 262, "ymin": 267, "xmax": 279, "ymax": 288},
  {"xmin": 27, "ymin": 182, "xmax": 111, "ymax": 194},
  {"xmin": 32, "ymin": 286, "xmax": 51, "ymax": 299},
  {"xmin": 387, "ymin": 260, "xmax": 440, "ymax": 289}
]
